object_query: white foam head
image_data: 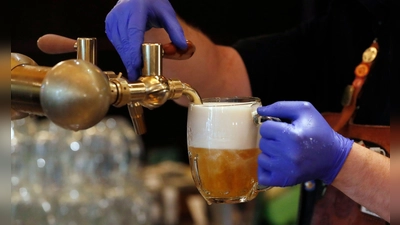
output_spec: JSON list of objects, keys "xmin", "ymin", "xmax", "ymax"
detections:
[{"xmin": 187, "ymin": 100, "xmax": 261, "ymax": 149}]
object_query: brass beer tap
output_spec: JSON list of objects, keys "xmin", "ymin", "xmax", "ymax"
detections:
[{"xmin": 11, "ymin": 34, "xmax": 202, "ymax": 134}]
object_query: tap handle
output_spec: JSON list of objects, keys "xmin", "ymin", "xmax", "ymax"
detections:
[
  {"xmin": 162, "ymin": 40, "xmax": 196, "ymax": 60},
  {"xmin": 37, "ymin": 34, "xmax": 77, "ymax": 54},
  {"xmin": 37, "ymin": 34, "xmax": 97, "ymax": 64}
]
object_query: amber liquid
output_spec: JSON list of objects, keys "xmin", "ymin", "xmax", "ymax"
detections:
[{"xmin": 188, "ymin": 147, "xmax": 261, "ymax": 204}]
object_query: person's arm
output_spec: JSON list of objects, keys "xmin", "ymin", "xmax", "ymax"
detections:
[
  {"xmin": 144, "ymin": 19, "xmax": 251, "ymax": 105},
  {"xmin": 256, "ymin": 101, "xmax": 390, "ymax": 223},
  {"xmin": 332, "ymin": 143, "xmax": 390, "ymax": 222}
]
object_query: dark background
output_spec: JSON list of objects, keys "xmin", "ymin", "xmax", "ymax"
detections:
[{"xmin": 11, "ymin": 0, "xmax": 329, "ymax": 164}]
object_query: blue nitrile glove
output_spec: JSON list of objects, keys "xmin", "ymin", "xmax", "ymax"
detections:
[
  {"xmin": 257, "ymin": 101, "xmax": 354, "ymax": 187},
  {"xmin": 105, "ymin": 0, "xmax": 187, "ymax": 81}
]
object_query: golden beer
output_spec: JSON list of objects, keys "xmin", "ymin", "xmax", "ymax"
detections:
[{"xmin": 188, "ymin": 147, "xmax": 261, "ymax": 204}]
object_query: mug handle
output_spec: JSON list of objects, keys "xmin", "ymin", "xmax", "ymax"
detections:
[
  {"xmin": 252, "ymin": 112, "xmax": 281, "ymax": 192},
  {"xmin": 257, "ymin": 184, "xmax": 273, "ymax": 192},
  {"xmin": 252, "ymin": 112, "xmax": 281, "ymax": 125}
]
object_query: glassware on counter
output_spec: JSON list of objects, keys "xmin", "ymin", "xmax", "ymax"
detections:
[{"xmin": 11, "ymin": 116, "xmax": 153, "ymax": 225}]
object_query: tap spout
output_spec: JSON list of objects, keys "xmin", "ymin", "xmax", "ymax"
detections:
[{"xmin": 182, "ymin": 83, "xmax": 202, "ymax": 105}]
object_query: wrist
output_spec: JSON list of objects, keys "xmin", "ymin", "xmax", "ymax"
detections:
[
  {"xmin": 331, "ymin": 143, "xmax": 390, "ymax": 221},
  {"xmin": 323, "ymin": 135, "xmax": 354, "ymax": 184}
]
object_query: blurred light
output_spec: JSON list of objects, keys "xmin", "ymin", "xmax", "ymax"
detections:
[
  {"xmin": 70, "ymin": 141, "xmax": 80, "ymax": 151},
  {"xmin": 41, "ymin": 201, "xmax": 51, "ymax": 212},
  {"xmin": 69, "ymin": 189, "xmax": 79, "ymax": 200},
  {"xmin": 11, "ymin": 176, "xmax": 19, "ymax": 186},
  {"xmin": 98, "ymin": 199, "xmax": 109, "ymax": 209},
  {"xmin": 96, "ymin": 121, "xmax": 106, "ymax": 132},
  {"xmin": 11, "ymin": 126, "xmax": 14, "ymax": 139},
  {"xmin": 19, "ymin": 188, "xmax": 28, "ymax": 197},
  {"xmin": 37, "ymin": 158, "xmax": 46, "ymax": 168},
  {"xmin": 106, "ymin": 118, "xmax": 117, "ymax": 129},
  {"xmin": 86, "ymin": 126, "xmax": 96, "ymax": 135}
]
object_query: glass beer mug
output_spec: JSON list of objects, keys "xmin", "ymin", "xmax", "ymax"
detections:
[{"xmin": 187, "ymin": 97, "xmax": 277, "ymax": 205}]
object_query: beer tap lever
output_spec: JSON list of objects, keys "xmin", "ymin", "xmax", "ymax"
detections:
[{"xmin": 37, "ymin": 34, "xmax": 97, "ymax": 64}]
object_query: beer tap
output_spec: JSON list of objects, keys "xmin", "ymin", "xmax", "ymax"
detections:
[{"xmin": 11, "ymin": 34, "xmax": 202, "ymax": 134}]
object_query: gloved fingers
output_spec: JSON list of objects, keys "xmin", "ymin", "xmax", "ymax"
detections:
[
  {"xmin": 124, "ymin": 14, "xmax": 147, "ymax": 80},
  {"xmin": 257, "ymin": 101, "xmax": 316, "ymax": 121},
  {"xmin": 105, "ymin": 1, "xmax": 139, "ymax": 48},
  {"xmin": 258, "ymin": 137, "xmax": 283, "ymax": 157},
  {"xmin": 105, "ymin": 3, "xmax": 146, "ymax": 80},
  {"xmin": 257, "ymin": 159, "xmax": 291, "ymax": 187},
  {"xmin": 152, "ymin": 1, "xmax": 187, "ymax": 50},
  {"xmin": 115, "ymin": 0, "xmax": 129, "ymax": 6},
  {"xmin": 118, "ymin": 38, "xmax": 143, "ymax": 81},
  {"xmin": 258, "ymin": 152, "xmax": 288, "ymax": 173},
  {"xmin": 257, "ymin": 166, "xmax": 272, "ymax": 186},
  {"xmin": 258, "ymin": 152, "xmax": 273, "ymax": 170},
  {"xmin": 259, "ymin": 119, "xmax": 293, "ymax": 141},
  {"xmin": 258, "ymin": 154, "xmax": 272, "ymax": 185}
]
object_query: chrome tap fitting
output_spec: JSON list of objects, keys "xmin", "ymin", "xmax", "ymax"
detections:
[
  {"xmin": 11, "ymin": 35, "xmax": 202, "ymax": 134},
  {"xmin": 108, "ymin": 42, "xmax": 202, "ymax": 134}
]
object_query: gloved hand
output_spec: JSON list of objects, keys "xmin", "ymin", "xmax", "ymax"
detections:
[
  {"xmin": 105, "ymin": 0, "xmax": 187, "ymax": 81},
  {"xmin": 257, "ymin": 101, "xmax": 354, "ymax": 187}
]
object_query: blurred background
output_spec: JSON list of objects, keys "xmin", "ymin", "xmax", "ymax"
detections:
[{"xmin": 11, "ymin": 0, "xmax": 332, "ymax": 224}]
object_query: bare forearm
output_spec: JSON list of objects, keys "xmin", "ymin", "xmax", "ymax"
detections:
[
  {"xmin": 332, "ymin": 143, "xmax": 390, "ymax": 222},
  {"xmin": 144, "ymin": 18, "xmax": 251, "ymax": 105}
]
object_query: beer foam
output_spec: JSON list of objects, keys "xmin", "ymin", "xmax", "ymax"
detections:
[{"xmin": 187, "ymin": 102, "xmax": 260, "ymax": 149}]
